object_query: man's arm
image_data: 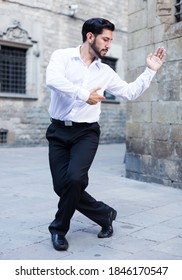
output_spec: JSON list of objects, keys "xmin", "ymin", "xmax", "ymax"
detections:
[
  {"xmin": 104, "ymin": 47, "xmax": 166, "ymax": 101},
  {"xmin": 46, "ymin": 50, "xmax": 90, "ymax": 102}
]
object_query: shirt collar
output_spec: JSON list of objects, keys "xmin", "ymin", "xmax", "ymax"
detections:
[{"xmin": 71, "ymin": 45, "xmax": 102, "ymax": 69}]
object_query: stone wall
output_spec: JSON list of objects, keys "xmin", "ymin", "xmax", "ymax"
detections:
[
  {"xmin": 100, "ymin": 101, "xmax": 126, "ymax": 143},
  {"xmin": 126, "ymin": 0, "xmax": 182, "ymax": 188},
  {"xmin": 0, "ymin": 0, "xmax": 128, "ymax": 146}
]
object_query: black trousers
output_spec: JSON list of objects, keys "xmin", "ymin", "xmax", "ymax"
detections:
[{"xmin": 46, "ymin": 120, "xmax": 113, "ymax": 236}]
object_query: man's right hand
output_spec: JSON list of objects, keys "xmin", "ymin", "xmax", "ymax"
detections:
[{"xmin": 86, "ymin": 88, "xmax": 105, "ymax": 105}]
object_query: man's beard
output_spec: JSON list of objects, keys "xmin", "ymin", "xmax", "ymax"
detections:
[{"xmin": 90, "ymin": 39, "xmax": 108, "ymax": 59}]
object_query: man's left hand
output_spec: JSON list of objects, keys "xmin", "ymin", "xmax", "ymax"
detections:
[{"xmin": 147, "ymin": 47, "xmax": 166, "ymax": 72}]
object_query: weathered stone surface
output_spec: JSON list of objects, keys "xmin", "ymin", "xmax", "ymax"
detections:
[
  {"xmin": 170, "ymin": 125, "xmax": 182, "ymax": 142},
  {"xmin": 128, "ymin": 102, "xmax": 152, "ymax": 123},
  {"xmin": 150, "ymin": 124, "xmax": 170, "ymax": 141},
  {"xmin": 129, "ymin": 9, "xmax": 147, "ymax": 33},
  {"xmin": 167, "ymin": 37, "xmax": 182, "ymax": 61},
  {"xmin": 128, "ymin": 47, "xmax": 147, "ymax": 69},
  {"xmin": 151, "ymin": 141, "xmax": 173, "ymax": 158},
  {"xmin": 126, "ymin": 0, "xmax": 182, "ymax": 188},
  {"xmin": 128, "ymin": 29, "xmax": 150, "ymax": 49},
  {"xmin": 174, "ymin": 143, "xmax": 182, "ymax": 158},
  {"xmin": 126, "ymin": 122, "xmax": 144, "ymax": 138},
  {"xmin": 100, "ymin": 102, "xmax": 126, "ymax": 144},
  {"xmin": 153, "ymin": 24, "xmax": 165, "ymax": 43},
  {"xmin": 152, "ymin": 101, "xmax": 179, "ymax": 124},
  {"xmin": 125, "ymin": 153, "xmax": 142, "ymax": 173},
  {"xmin": 126, "ymin": 138, "xmax": 151, "ymax": 155},
  {"xmin": 128, "ymin": 0, "xmax": 146, "ymax": 15}
]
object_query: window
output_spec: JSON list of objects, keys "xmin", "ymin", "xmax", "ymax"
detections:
[
  {"xmin": 0, "ymin": 45, "xmax": 27, "ymax": 94},
  {"xmin": 0, "ymin": 128, "xmax": 8, "ymax": 144},
  {"xmin": 101, "ymin": 56, "xmax": 118, "ymax": 100},
  {"xmin": 175, "ymin": 0, "xmax": 182, "ymax": 22},
  {"xmin": 0, "ymin": 22, "xmax": 40, "ymax": 99}
]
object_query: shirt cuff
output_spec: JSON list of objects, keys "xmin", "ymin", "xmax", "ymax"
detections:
[
  {"xmin": 77, "ymin": 89, "xmax": 90, "ymax": 102},
  {"xmin": 145, "ymin": 67, "xmax": 157, "ymax": 78}
]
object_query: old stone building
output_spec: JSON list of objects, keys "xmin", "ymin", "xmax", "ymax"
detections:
[
  {"xmin": 0, "ymin": 0, "xmax": 128, "ymax": 145},
  {"xmin": 126, "ymin": 0, "xmax": 182, "ymax": 188}
]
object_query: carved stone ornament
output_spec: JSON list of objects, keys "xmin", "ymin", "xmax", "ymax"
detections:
[
  {"xmin": 1, "ymin": 22, "xmax": 34, "ymax": 45},
  {"xmin": 7, "ymin": 25, "xmax": 29, "ymax": 41}
]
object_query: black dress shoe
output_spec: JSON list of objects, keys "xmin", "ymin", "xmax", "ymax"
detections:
[
  {"xmin": 98, "ymin": 209, "xmax": 117, "ymax": 238},
  {"xmin": 51, "ymin": 234, "xmax": 69, "ymax": 251}
]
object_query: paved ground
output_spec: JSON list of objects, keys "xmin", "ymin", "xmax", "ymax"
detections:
[{"xmin": 0, "ymin": 143, "xmax": 182, "ymax": 260}]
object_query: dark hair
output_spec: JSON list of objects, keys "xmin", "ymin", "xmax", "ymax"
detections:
[{"xmin": 82, "ymin": 18, "xmax": 115, "ymax": 42}]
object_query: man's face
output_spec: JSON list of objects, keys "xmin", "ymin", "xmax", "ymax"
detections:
[{"xmin": 90, "ymin": 29, "xmax": 113, "ymax": 58}]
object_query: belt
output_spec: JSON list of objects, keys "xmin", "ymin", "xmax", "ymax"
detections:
[{"xmin": 50, "ymin": 118, "xmax": 93, "ymax": 127}]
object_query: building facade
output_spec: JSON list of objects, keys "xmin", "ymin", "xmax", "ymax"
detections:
[
  {"xmin": 126, "ymin": 0, "xmax": 182, "ymax": 188},
  {"xmin": 0, "ymin": 0, "xmax": 128, "ymax": 146}
]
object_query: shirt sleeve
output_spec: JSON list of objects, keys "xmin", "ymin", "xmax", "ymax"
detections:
[
  {"xmin": 106, "ymin": 67, "xmax": 156, "ymax": 100},
  {"xmin": 46, "ymin": 50, "xmax": 90, "ymax": 102}
]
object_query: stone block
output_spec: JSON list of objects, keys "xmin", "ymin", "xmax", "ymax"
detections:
[
  {"xmin": 141, "ymin": 156, "xmax": 182, "ymax": 185},
  {"xmin": 154, "ymin": 62, "xmax": 167, "ymax": 84},
  {"xmin": 128, "ymin": 102, "xmax": 152, "ymax": 123},
  {"xmin": 164, "ymin": 21, "xmax": 182, "ymax": 40},
  {"xmin": 126, "ymin": 137, "xmax": 151, "ymax": 155},
  {"xmin": 152, "ymin": 101, "xmax": 178, "ymax": 124},
  {"xmin": 164, "ymin": 159, "xmax": 182, "ymax": 182},
  {"xmin": 128, "ymin": 47, "xmax": 146, "ymax": 69},
  {"xmin": 129, "ymin": 10, "xmax": 147, "ymax": 33},
  {"xmin": 128, "ymin": 0, "xmax": 146, "ymax": 15},
  {"xmin": 158, "ymin": 80, "xmax": 181, "ymax": 101},
  {"xmin": 125, "ymin": 153, "xmax": 142, "ymax": 173},
  {"xmin": 126, "ymin": 122, "xmax": 143, "ymax": 138},
  {"xmin": 177, "ymin": 103, "xmax": 182, "ymax": 123},
  {"xmin": 136, "ymin": 82, "xmax": 160, "ymax": 102},
  {"xmin": 127, "ymin": 67, "xmax": 145, "ymax": 82},
  {"xmin": 126, "ymin": 170, "xmax": 164, "ymax": 185},
  {"xmin": 174, "ymin": 143, "xmax": 182, "ymax": 158},
  {"xmin": 142, "ymin": 155, "xmax": 166, "ymax": 178},
  {"xmin": 150, "ymin": 123, "xmax": 170, "ymax": 141},
  {"xmin": 129, "ymin": 29, "xmax": 150, "ymax": 49},
  {"xmin": 153, "ymin": 24, "xmax": 165, "ymax": 43},
  {"xmin": 164, "ymin": 61, "xmax": 182, "ymax": 82},
  {"xmin": 151, "ymin": 140, "xmax": 173, "ymax": 158},
  {"xmin": 167, "ymin": 37, "xmax": 182, "ymax": 61},
  {"xmin": 148, "ymin": 0, "xmax": 161, "ymax": 28},
  {"xmin": 127, "ymin": 122, "xmax": 152, "ymax": 140},
  {"xmin": 170, "ymin": 125, "xmax": 182, "ymax": 142}
]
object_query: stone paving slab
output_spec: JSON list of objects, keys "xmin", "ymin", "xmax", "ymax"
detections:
[{"xmin": 0, "ymin": 144, "xmax": 182, "ymax": 260}]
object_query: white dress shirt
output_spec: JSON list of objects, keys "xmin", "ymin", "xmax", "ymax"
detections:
[{"xmin": 46, "ymin": 45, "xmax": 156, "ymax": 123}]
